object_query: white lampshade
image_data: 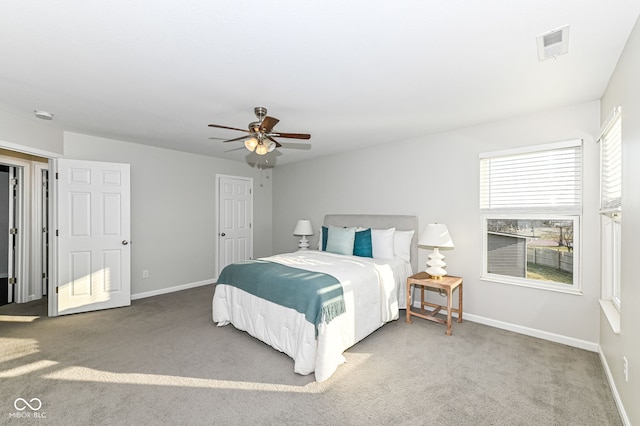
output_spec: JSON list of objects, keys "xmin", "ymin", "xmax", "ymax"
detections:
[
  {"xmin": 244, "ymin": 137, "xmax": 258, "ymax": 152},
  {"xmin": 419, "ymin": 223, "xmax": 454, "ymax": 248},
  {"xmin": 293, "ymin": 219, "xmax": 314, "ymax": 250},
  {"xmin": 255, "ymin": 143, "xmax": 268, "ymax": 155},
  {"xmin": 293, "ymin": 219, "xmax": 314, "ymax": 236},
  {"xmin": 419, "ymin": 223, "xmax": 454, "ymax": 278}
]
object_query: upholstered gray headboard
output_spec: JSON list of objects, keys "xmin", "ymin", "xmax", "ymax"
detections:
[{"xmin": 323, "ymin": 214, "xmax": 419, "ymax": 273}]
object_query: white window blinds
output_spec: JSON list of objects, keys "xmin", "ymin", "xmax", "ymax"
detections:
[
  {"xmin": 480, "ymin": 140, "xmax": 582, "ymax": 214},
  {"xmin": 600, "ymin": 109, "xmax": 622, "ymax": 211}
]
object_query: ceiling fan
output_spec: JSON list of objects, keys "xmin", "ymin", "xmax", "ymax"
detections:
[{"xmin": 208, "ymin": 106, "xmax": 311, "ymax": 155}]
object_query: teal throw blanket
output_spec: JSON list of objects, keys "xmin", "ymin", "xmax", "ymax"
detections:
[{"xmin": 217, "ymin": 260, "xmax": 346, "ymax": 333}]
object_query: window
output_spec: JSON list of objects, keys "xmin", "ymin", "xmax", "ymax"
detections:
[
  {"xmin": 599, "ymin": 107, "xmax": 622, "ymax": 313},
  {"xmin": 480, "ymin": 140, "xmax": 582, "ymax": 293},
  {"xmin": 601, "ymin": 214, "xmax": 621, "ymax": 307}
]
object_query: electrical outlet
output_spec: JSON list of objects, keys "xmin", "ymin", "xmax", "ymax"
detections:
[
  {"xmin": 142, "ymin": 270, "xmax": 149, "ymax": 279},
  {"xmin": 623, "ymin": 356, "xmax": 629, "ymax": 382}
]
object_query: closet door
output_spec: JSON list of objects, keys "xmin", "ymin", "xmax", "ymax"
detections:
[{"xmin": 217, "ymin": 175, "xmax": 253, "ymax": 275}]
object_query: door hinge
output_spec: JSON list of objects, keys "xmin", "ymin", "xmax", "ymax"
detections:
[
  {"xmin": 56, "ymin": 286, "xmax": 59, "ymax": 294},
  {"xmin": 56, "ymin": 229, "xmax": 59, "ymax": 237},
  {"xmin": 9, "ymin": 227, "xmax": 18, "ymax": 235},
  {"xmin": 42, "ymin": 272, "xmax": 47, "ymax": 279},
  {"xmin": 56, "ymin": 172, "xmax": 59, "ymax": 179},
  {"xmin": 10, "ymin": 178, "xmax": 18, "ymax": 186},
  {"xmin": 9, "ymin": 277, "xmax": 16, "ymax": 284}
]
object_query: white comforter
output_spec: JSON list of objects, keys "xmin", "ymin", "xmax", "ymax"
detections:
[{"xmin": 212, "ymin": 251, "xmax": 412, "ymax": 381}]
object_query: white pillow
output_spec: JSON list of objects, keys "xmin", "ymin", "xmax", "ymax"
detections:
[
  {"xmin": 317, "ymin": 227, "xmax": 324, "ymax": 250},
  {"xmin": 371, "ymin": 227, "xmax": 396, "ymax": 259},
  {"xmin": 394, "ymin": 229, "xmax": 415, "ymax": 263},
  {"xmin": 325, "ymin": 226, "xmax": 356, "ymax": 255}
]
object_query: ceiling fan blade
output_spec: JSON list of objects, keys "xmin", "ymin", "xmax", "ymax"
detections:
[
  {"xmin": 267, "ymin": 136, "xmax": 282, "ymax": 148},
  {"xmin": 261, "ymin": 116, "xmax": 280, "ymax": 132},
  {"xmin": 208, "ymin": 124, "xmax": 250, "ymax": 133},
  {"xmin": 272, "ymin": 132, "xmax": 311, "ymax": 140},
  {"xmin": 223, "ymin": 135, "xmax": 249, "ymax": 143}
]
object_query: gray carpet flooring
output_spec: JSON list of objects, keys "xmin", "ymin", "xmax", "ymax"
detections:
[{"xmin": 0, "ymin": 285, "xmax": 621, "ymax": 425}]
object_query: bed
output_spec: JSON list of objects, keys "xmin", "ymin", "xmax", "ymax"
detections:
[{"xmin": 212, "ymin": 214, "xmax": 418, "ymax": 381}]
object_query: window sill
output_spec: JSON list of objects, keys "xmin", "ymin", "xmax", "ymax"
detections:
[
  {"xmin": 599, "ymin": 299, "xmax": 620, "ymax": 334},
  {"xmin": 480, "ymin": 274, "xmax": 582, "ymax": 295}
]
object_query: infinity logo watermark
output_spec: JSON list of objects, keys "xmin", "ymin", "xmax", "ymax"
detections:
[
  {"xmin": 9, "ymin": 398, "xmax": 46, "ymax": 419},
  {"xmin": 14, "ymin": 398, "xmax": 42, "ymax": 411}
]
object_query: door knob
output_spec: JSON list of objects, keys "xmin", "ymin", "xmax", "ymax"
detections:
[
  {"xmin": 220, "ymin": 233, "xmax": 226, "ymax": 237},
  {"xmin": 122, "ymin": 240, "xmax": 129, "ymax": 245}
]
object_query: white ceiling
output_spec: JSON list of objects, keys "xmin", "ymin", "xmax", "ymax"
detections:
[{"xmin": 1, "ymin": 1, "xmax": 639, "ymax": 167}]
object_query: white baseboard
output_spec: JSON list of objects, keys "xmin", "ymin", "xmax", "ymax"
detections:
[
  {"xmin": 463, "ymin": 312, "xmax": 599, "ymax": 352},
  {"xmin": 598, "ymin": 347, "xmax": 630, "ymax": 426},
  {"xmin": 411, "ymin": 301, "xmax": 598, "ymax": 352},
  {"xmin": 131, "ymin": 278, "xmax": 215, "ymax": 300}
]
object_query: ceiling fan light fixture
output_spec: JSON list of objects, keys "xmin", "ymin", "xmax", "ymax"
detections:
[
  {"xmin": 255, "ymin": 143, "xmax": 268, "ymax": 155},
  {"xmin": 208, "ymin": 106, "xmax": 311, "ymax": 158},
  {"xmin": 244, "ymin": 137, "xmax": 258, "ymax": 152}
]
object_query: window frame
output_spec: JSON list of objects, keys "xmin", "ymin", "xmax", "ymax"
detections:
[
  {"xmin": 481, "ymin": 214, "xmax": 582, "ymax": 294},
  {"xmin": 479, "ymin": 140, "xmax": 583, "ymax": 294},
  {"xmin": 599, "ymin": 106, "xmax": 622, "ymax": 317},
  {"xmin": 600, "ymin": 212, "xmax": 621, "ymax": 310}
]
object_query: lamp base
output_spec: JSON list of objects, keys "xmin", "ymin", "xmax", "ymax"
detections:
[
  {"xmin": 298, "ymin": 236, "xmax": 310, "ymax": 250},
  {"xmin": 425, "ymin": 269, "xmax": 446, "ymax": 279},
  {"xmin": 426, "ymin": 248, "xmax": 447, "ymax": 278}
]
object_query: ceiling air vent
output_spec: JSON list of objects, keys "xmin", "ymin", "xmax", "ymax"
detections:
[{"xmin": 537, "ymin": 25, "xmax": 570, "ymax": 61}]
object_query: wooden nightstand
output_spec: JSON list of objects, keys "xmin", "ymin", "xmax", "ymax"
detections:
[{"xmin": 406, "ymin": 272, "xmax": 463, "ymax": 335}]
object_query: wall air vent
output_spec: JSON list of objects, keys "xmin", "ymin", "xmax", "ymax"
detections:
[{"xmin": 536, "ymin": 25, "xmax": 570, "ymax": 61}]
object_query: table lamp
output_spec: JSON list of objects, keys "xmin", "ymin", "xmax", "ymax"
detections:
[
  {"xmin": 418, "ymin": 223, "xmax": 454, "ymax": 278},
  {"xmin": 293, "ymin": 219, "xmax": 314, "ymax": 250}
]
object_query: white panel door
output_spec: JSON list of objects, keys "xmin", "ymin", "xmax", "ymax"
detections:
[
  {"xmin": 56, "ymin": 159, "xmax": 131, "ymax": 315},
  {"xmin": 218, "ymin": 176, "xmax": 252, "ymax": 275}
]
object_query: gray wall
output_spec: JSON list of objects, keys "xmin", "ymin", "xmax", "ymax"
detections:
[
  {"xmin": 63, "ymin": 132, "xmax": 273, "ymax": 296},
  {"xmin": 0, "ymin": 107, "xmax": 272, "ymax": 298},
  {"xmin": 0, "ymin": 109, "xmax": 63, "ymax": 155},
  {"xmin": 600, "ymin": 14, "xmax": 640, "ymax": 425},
  {"xmin": 273, "ymin": 101, "xmax": 601, "ymax": 345}
]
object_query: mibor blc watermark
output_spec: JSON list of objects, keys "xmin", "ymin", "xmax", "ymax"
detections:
[{"xmin": 9, "ymin": 397, "xmax": 46, "ymax": 419}]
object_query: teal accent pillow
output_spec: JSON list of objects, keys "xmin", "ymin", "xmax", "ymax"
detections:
[
  {"xmin": 325, "ymin": 226, "xmax": 356, "ymax": 255},
  {"xmin": 321, "ymin": 226, "xmax": 328, "ymax": 251},
  {"xmin": 353, "ymin": 228, "xmax": 373, "ymax": 257}
]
